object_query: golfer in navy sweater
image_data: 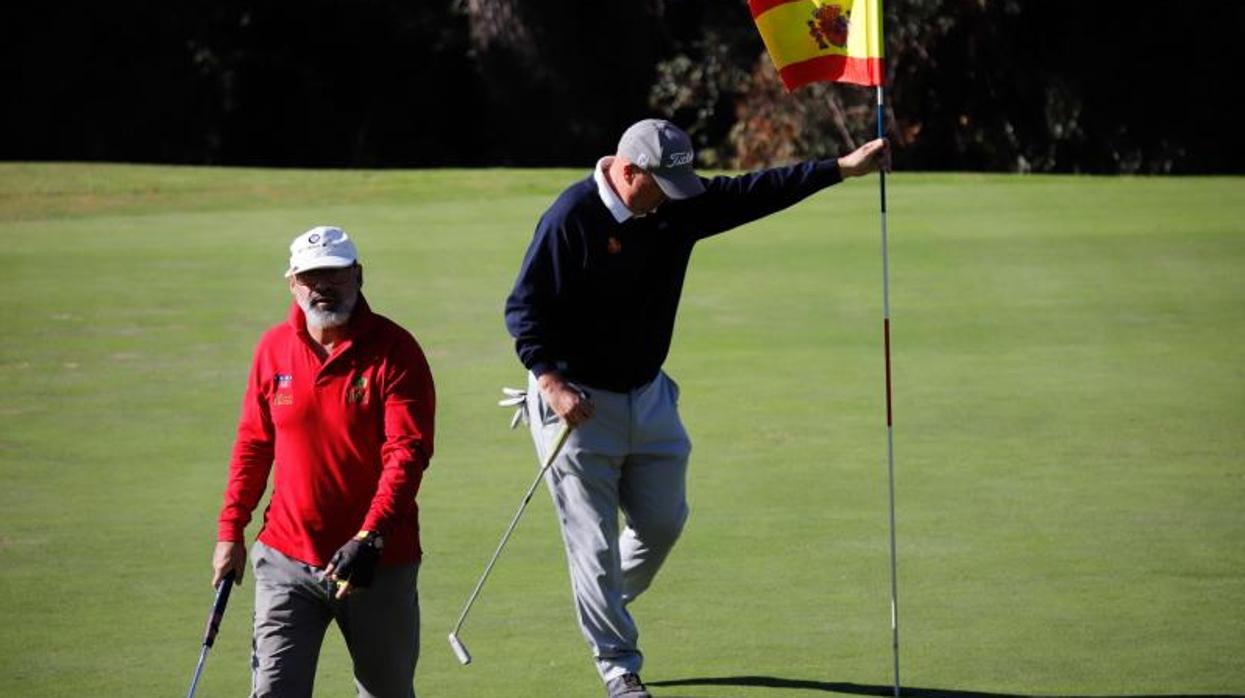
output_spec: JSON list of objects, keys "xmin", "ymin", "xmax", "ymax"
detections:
[{"xmin": 505, "ymin": 119, "xmax": 888, "ymax": 698}]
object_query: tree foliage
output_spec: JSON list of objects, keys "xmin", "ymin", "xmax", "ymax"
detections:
[
  {"xmin": 3, "ymin": 0, "xmax": 1241, "ymax": 172},
  {"xmin": 650, "ymin": 0, "xmax": 1245, "ymax": 173}
]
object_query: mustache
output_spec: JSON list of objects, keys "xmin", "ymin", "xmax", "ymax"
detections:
[{"xmin": 300, "ymin": 289, "xmax": 358, "ymax": 330}]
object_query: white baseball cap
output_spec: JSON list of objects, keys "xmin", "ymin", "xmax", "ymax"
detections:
[{"xmin": 285, "ymin": 226, "xmax": 358, "ymax": 277}]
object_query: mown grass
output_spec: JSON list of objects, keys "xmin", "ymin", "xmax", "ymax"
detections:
[{"xmin": 1, "ymin": 164, "xmax": 1242, "ymax": 697}]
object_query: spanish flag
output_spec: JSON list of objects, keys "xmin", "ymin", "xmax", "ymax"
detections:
[{"xmin": 749, "ymin": 0, "xmax": 884, "ymax": 90}]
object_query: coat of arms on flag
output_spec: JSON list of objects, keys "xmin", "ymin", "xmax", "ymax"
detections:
[{"xmin": 749, "ymin": 0, "xmax": 885, "ymax": 90}]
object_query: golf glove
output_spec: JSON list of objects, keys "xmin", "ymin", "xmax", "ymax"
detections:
[
  {"xmin": 499, "ymin": 386, "xmax": 528, "ymax": 429},
  {"xmin": 328, "ymin": 532, "xmax": 383, "ymax": 588}
]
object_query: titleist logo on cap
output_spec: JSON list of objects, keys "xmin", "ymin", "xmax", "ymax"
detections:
[{"xmin": 666, "ymin": 151, "xmax": 693, "ymax": 168}]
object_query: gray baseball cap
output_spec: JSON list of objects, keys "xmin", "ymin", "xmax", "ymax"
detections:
[{"xmin": 617, "ymin": 119, "xmax": 706, "ymax": 200}]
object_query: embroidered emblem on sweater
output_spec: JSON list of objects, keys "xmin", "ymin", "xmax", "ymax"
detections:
[
  {"xmin": 273, "ymin": 374, "xmax": 294, "ymax": 406},
  {"xmin": 347, "ymin": 375, "xmax": 369, "ymax": 404}
]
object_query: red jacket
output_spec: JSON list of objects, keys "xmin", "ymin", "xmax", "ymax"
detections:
[{"xmin": 217, "ymin": 296, "xmax": 435, "ymax": 567}]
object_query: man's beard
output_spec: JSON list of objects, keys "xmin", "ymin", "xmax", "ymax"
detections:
[{"xmin": 299, "ymin": 288, "xmax": 359, "ymax": 330}]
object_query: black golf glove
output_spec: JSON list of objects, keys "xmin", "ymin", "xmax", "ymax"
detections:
[{"xmin": 328, "ymin": 531, "xmax": 383, "ymax": 589}]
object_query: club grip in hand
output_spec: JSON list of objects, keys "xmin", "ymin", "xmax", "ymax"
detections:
[{"xmin": 202, "ymin": 570, "xmax": 236, "ymax": 648}]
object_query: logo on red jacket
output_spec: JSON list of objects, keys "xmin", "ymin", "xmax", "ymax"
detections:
[
  {"xmin": 274, "ymin": 373, "xmax": 294, "ymax": 405},
  {"xmin": 348, "ymin": 375, "xmax": 370, "ymax": 405}
]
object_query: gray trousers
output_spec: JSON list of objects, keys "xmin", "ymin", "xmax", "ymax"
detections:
[
  {"xmin": 250, "ymin": 541, "xmax": 420, "ymax": 698},
  {"xmin": 526, "ymin": 371, "xmax": 691, "ymax": 683}
]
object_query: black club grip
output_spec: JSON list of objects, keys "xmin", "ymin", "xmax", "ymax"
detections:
[{"xmin": 202, "ymin": 571, "xmax": 236, "ymax": 648}]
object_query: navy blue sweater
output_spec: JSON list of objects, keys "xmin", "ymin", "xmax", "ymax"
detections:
[{"xmin": 505, "ymin": 159, "xmax": 844, "ymax": 392}]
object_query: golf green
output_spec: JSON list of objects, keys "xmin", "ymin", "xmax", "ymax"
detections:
[{"xmin": 1, "ymin": 164, "xmax": 1241, "ymax": 696}]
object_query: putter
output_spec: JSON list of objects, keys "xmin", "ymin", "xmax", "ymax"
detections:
[
  {"xmin": 448, "ymin": 423, "xmax": 572, "ymax": 665},
  {"xmin": 186, "ymin": 570, "xmax": 237, "ymax": 698}
]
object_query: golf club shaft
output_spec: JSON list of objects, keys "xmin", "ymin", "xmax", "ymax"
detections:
[
  {"xmin": 186, "ymin": 570, "xmax": 237, "ymax": 698},
  {"xmin": 450, "ymin": 424, "xmax": 571, "ymax": 635},
  {"xmin": 186, "ymin": 648, "xmax": 209, "ymax": 698}
]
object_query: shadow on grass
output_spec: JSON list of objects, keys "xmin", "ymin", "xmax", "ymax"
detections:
[{"xmin": 647, "ymin": 676, "xmax": 1244, "ymax": 698}]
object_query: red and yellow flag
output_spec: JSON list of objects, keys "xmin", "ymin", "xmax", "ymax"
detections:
[{"xmin": 749, "ymin": 0, "xmax": 884, "ymax": 90}]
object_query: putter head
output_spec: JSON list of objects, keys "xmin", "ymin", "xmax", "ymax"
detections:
[{"xmin": 448, "ymin": 633, "xmax": 472, "ymax": 665}]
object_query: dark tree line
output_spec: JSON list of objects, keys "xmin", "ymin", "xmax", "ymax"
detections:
[{"xmin": 4, "ymin": 0, "xmax": 1242, "ymax": 172}]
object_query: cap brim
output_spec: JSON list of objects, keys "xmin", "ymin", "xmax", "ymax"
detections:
[
  {"xmin": 651, "ymin": 167, "xmax": 705, "ymax": 200},
  {"xmin": 284, "ymin": 256, "xmax": 357, "ymax": 277}
]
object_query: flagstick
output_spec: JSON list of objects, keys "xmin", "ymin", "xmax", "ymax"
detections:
[{"xmin": 876, "ymin": 83, "xmax": 901, "ymax": 698}]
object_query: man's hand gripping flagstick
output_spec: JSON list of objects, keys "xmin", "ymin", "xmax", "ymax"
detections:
[{"xmin": 448, "ymin": 387, "xmax": 572, "ymax": 665}]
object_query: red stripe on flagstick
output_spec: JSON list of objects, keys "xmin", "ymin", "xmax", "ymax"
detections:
[
  {"xmin": 747, "ymin": 0, "xmax": 806, "ymax": 19},
  {"xmin": 883, "ymin": 317, "xmax": 893, "ymax": 427},
  {"xmin": 778, "ymin": 55, "xmax": 885, "ymax": 90}
]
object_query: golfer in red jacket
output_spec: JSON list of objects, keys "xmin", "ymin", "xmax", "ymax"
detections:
[{"xmin": 212, "ymin": 226, "xmax": 435, "ymax": 698}]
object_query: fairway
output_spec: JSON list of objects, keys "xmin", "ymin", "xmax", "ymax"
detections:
[{"xmin": 1, "ymin": 164, "xmax": 1242, "ymax": 697}]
